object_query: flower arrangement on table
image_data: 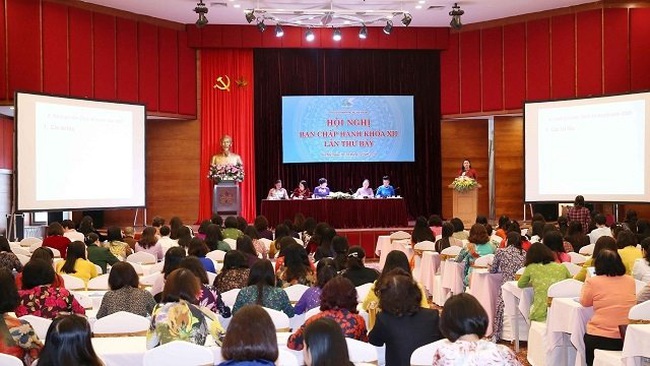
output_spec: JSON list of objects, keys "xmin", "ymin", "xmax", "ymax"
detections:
[
  {"xmin": 208, "ymin": 163, "xmax": 244, "ymax": 183},
  {"xmin": 330, "ymin": 192, "xmax": 354, "ymax": 200},
  {"xmin": 450, "ymin": 176, "xmax": 478, "ymax": 192}
]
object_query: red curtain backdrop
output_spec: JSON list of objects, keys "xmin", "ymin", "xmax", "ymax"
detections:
[{"xmin": 199, "ymin": 49, "xmax": 256, "ymax": 222}]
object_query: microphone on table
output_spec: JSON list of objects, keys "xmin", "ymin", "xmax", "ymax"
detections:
[{"xmin": 349, "ymin": 188, "xmax": 355, "ymax": 194}]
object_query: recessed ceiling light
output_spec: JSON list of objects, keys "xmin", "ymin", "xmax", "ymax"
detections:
[
  {"xmin": 418, "ymin": 0, "xmax": 425, "ymax": 3},
  {"xmin": 233, "ymin": 4, "xmax": 240, "ymax": 8},
  {"xmin": 415, "ymin": 5, "xmax": 422, "ymax": 9}
]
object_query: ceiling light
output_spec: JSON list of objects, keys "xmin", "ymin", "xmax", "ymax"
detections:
[
  {"xmin": 275, "ymin": 24, "xmax": 284, "ymax": 37},
  {"xmin": 401, "ymin": 13, "xmax": 412, "ymax": 26},
  {"xmin": 257, "ymin": 20, "xmax": 266, "ymax": 32},
  {"xmin": 449, "ymin": 3, "xmax": 464, "ymax": 30},
  {"xmin": 332, "ymin": 28, "xmax": 342, "ymax": 41},
  {"xmin": 383, "ymin": 20, "xmax": 393, "ymax": 35},
  {"xmin": 359, "ymin": 25, "xmax": 368, "ymax": 39},
  {"xmin": 305, "ymin": 28, "xmax": 315, "ymax": 42},
  {"xmin": 415, "ymin": 5, "xmax": 422, "ymax": 9},
  {"xmin": 245, "ymin": 9, "xmax": 256, "ymax": 23},
  {"xmin": 194, "ymin": 0, "xmax": 209, "ymax": 28},
  {"xmin": 233, "ymin": 4, "xmax": 240, "ymax": 8}
]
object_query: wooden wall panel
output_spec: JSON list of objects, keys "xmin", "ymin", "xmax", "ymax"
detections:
[
  {"xmin": 494, "ymin": 116, "xmax": 524, "ymax": 219},
  {"xmin": 0, "ymin": 116, "xmax": 11, "ymax": 169},
  {"xmin": 440, "ymin": 119, "xmax": 489, "ymax": 221},
  {"xmin": 0, "ymin": 172, "xmax": 11, "ymax": 235}
]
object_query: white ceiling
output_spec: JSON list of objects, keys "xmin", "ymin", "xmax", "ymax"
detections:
[{"xmin": 80, "ymin": 0, "xmax": 597, "ymax": 28}]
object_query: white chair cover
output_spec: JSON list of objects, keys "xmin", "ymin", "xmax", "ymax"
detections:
[
  {"xmin": 346, "ymin": 337, "xmax": 378, "ymax": 363},
  {"xmin": 49, "ymin": 247, "xmax": 61, "ymax": 258},
  {"xmin": 223, "ymin": 238, "xmax": 237, "ymax": 248},
  {"xmin": 207, "ymin": 271, "xmax": 217, "ymax": 285},
  {"xmin": 206, "ymin": 250, "xmax": 227, "ymax": 262},
  {"xmin": 389, "ymin": 230, "xmax": 411, "ymax": 241},
  {"xmin": 148, "ymin": 261, "xmax": 165, "ymax": 274},
  {"xmin": 474, "ymin": 254, "xmax": 494, "ymax": 267},
  {"xmin": 259, "ymin": 238, "xmax": 273, "ymax": 251},
  {"xmin": 629, "ymin": 299, "xmax": 650, "ymax": 320},
  {"xmin": 20, "ymin": 237, "xmax": 42, "ymax": 247},
  {"xmin": 142, "ymin": 340, "xmax": 214, "ymax": 366},
  {"xmin": 277, "ymin": 348, "xmax": 299, "ymax": 366},
  {"xmin": 94, "ymin": 264, "xmax": 103, "ymax": 275},
  {"xmin": 11, "ymin": 246, "xmax": 30, "ymax": 256},
  {"xmin": 0, "ymin": 354, "xmax": 23, "ymax": 366},
  {"xmin": 61, "ymin": 273, "xmax": 86, "ymax": 290},
  {"xmin": 304, "ymin": 307, "xmax": 320, "ymax": 320},
  {"xmin": 262, "ymin": 307, "xmax": 291, "ymax": 331},
  {"xmin": 87, "ymin": 274, "xmax": 110, "ymax": 290},
  {"xmin": 18, "ymin": 315, "xmax": 52, "ymax": 340},
  {"xmin": 355, "ymin": 283, "xmax": 373, "ymax": 302},
  {"xmin": 547, "ymin": 278, "xmax": 584, "ymax": 299},
  {"xmin": 440, "ymin": 246, "xmax": 461, "ymax": 257},
  {"xmin": 562, "ymin": 262, "xmax": 582, "ymax": 277},
  {"xmin": 568, "ymin": 252, "xmax": 587, "ymax": 265},
  {"xmin": 29, "ymin": 243, "xmax": 42, "ymax": 253},
  {"xmin": 410, "ymin": 339, "xmax": 447, "ymax": 366},
  {"xmin": 221, "ymin": 288, "xmax": 240, "ymax": 309},
  {"xmin": 139, "ymin": 273, "xmax": 160, "ymax": 287},
  {"xmin": 413, "ymin": 240, "xmax": 435, "ymax": 251},
  {"xmin": 93, "ymin": 311, "xmax": 150, "ymax": 336},
  {"xmin": 579, "ymin": 244, "xmax": 595, "ymax": 255},
  {"xmin": 16, "ymin": 254, "xmax": 30, "ymax": 266},
  {"xmin": 592, "ymin": 349, "xmax": 623, "ymax": 366},
  {"xmin": 284, "ymin": 284, "xmax": 309, "ymax": 303},
  {"xmin": 634, "ymin": 279, "xmax": 646, "ymax": 296},
  {"xmin": 127, "ymin": 251, "xmax": 157, "ymax": 264},
  {"xmin": 127, "ymin": 261, "xmax": 145, "ymax": 275}
]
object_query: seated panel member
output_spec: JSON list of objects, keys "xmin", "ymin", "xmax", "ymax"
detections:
[
  {"xmin": 354, "ymin": 179, "xmax": 374, "ymax": 198},
  {"xmin": 291, "ymin": 180, "xmax": 311, "ymax": 199},
  {"xmin": 267, "ymin": 179, "xmax": 289, "ymax": 200},
  {"xmin": 375, "ymin": 176, "xmax": 395, "ymax": 198},
  {"xmin": 313, "ymin": 178, "xmax": 331, "ymax": 198}
]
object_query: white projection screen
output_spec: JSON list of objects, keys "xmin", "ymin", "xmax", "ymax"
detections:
[
  {"xmin": 525, "ymin": 91, "xmax": 650, "ymax": 203},
  {"xmin": 16, "ymin": 92, "xmax": 146, "ymax": 211}
]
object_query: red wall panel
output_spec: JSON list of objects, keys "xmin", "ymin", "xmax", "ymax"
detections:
[
  {"xmin": 629, "ymin": 8, "xmax": 650, "ymax": 92},
  {"xmin": 340, "ymin": 28, "xmax": 361, "ymax": 49},
  {"xmin": 603, "ymin": 8, "xmax": 630, "ymax": 94},
  {"xmin": 68, "ymin": 7, "xmax": 93, "ymax": 98},
  {"xmin": 358, "ymin": 27, "xmax": 380, "ymax": 49},
  {"xmin": 221, "ymin": 26, "xmax": 243, "ymax": 48},
  {"xmin": 481, "ymin": 27, "xmax": 503, "ymax": 111},
  {"xmin": 2, "ymin": 118, "xmax": 12, "ymax": 169},
  {"xmin": 377, "ymin": 31, "xmax": 398, "ymax": 49},
  {"xmin": 459, "ymin": 30, "xmax": 481, "ymax": 113},
  {"xmin": 440, "ymin": 33, "xmax": 460, "ymax": 115},
  {"xmin": 503, "ymin": 23, "xmax": 526, "ymax": 110},
  {"xmin": 7, "ymin": 0, "xmax": 41, "ymax": 94},
  {"xmin": 0, "ymin": 0, "xmax": 5, "ymax": 100},
  {"xmin": 42, "ymin": 2, "xmax": 69, "ymax": 96},
  {"xmin": 278, "ymin": 27, "xmax": 300, "ymax": 48},
  {"xmin": 116, "ymin": 18, "xmax": 139, "ymax": 102},
  {"xmin": 138, "ymin": 22, "xmax": 160, "ymax": 111},
  {"xmin": 178, "ymin": 33, "xmax": 196, "ymax": 116},
  {"xmin": 526, "ymin": 19, "xmax": 551, "ymax": 101},
  {"xmin": 395, "ymin": 28, "xmax": 417, "ymax": 50},
  {"xmin": 261, "ymin": 28, "xmax": 283, "ymax": 48},
  {"xmin": 93, "ymin": 13, "xmax": 117, "ymax": 100},
  {"xmin": 576, "ymin": 10, "xmax": 602, "ymax": 97},
  {"xmin": 550, "ymin": 14, "xmax": 576, "ymax": 99},
  {"xmin": 158, "ymin": 28, "xmax": 179, "ymax": 114}
]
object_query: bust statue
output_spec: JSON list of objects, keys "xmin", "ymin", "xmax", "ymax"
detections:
[{"xmin": 211, "ymin": 135, "xmax": 243, "ymax": 166}]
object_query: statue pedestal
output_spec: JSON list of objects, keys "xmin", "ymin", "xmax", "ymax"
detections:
[{"xmin": 213, "ymin": 181, "xmax": 241, "ymax": 217}]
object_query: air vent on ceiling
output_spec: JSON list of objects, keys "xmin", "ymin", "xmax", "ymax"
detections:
[
  {"xmin": 427, "ymin": 5, "xmax": 445, "ymax": 10},
  {"xmin": 209, "ymin": 2, "xmax": 227, "ymax": 7}
]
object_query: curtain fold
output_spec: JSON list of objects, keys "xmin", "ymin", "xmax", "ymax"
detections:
[{"xmin": 199, "ymin": 49, "xmax": 256, "ymax": 222}]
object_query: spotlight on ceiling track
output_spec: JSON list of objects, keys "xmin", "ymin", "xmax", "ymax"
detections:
[
  {"xmin": 449, "ymin": 3, "xmax": 464, "ymax": 30},
  {"xmin": 257, "ymin": 20, "xmax": 266, "ymax": 32},
  {"xmin": 332, "ymin": 28, "xmax": 342, "ymax": 41},
  {"xmin": 194, "ymin": 0, "xmax": 209, "ymax": 28},
  {"xmin": 305, "ymin": 28, "xmax": 315, "ymax": 42},
  {"xmin": 358, "ymin": 25, "xmax": 368, "ymax": 39},
  {"xmin": 401, "ymin": 13, "xmax": 412, "ymax": 26},
  {"xmin": 244, "ymin": 9, "xmax": 256, "ymax": 23},
  {"xmin": 383, "ymin": 20, "xmax": 393, "ymax": 35},
  {"xmin": 275, "ymin": 24, "xmax": 284, "ymax": 37}
]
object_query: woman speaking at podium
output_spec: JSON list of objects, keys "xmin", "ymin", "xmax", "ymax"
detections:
[{"xmin": 458, "ymin": 159, "xmax": 477, "ymax": 180}]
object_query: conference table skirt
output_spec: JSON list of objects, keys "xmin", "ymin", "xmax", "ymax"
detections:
[{"xmin": 260, "ymin": 198, "xmax": 409, "ymax": 228}]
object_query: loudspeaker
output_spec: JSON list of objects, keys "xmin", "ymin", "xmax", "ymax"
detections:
[{"xmin": 6, "ymin": 214, "xmax": 25, "ymax": 241}]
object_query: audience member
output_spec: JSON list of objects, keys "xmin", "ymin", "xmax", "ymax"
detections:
[
  {"xmin": 135, "ymin": 226, "xmax": 163, "ymax": 261},
  {"xmin": 188, "ymin": 237, "xmax": 216, "ymax": 273},
  {"xmin": 567, "ymin": 195, "xmax": 591, "ymax": 234},
  {"xmin": 196, "ymin": 220, "xmax": 212, "ymax": 240},
  {"xmin": 494, "ymin": 215, "xmax": 510, "ymax": 240},
  {"xmin": 179, "ymin": 256, "xmax": 231, "ymax": 318},
  {"xmin": 434, "ymin": 222, "xmax": 462, "ymax": 253},
  {"xmin": 253, "ymin": 215, "xmax": 274, "ymax": 241},
  {"xmin": 41, "ymin": 222, "xmax": 71, "ymax": 259},
  {"xmin": 617, "ymin": 230, "xmax": 642, "ymax": 275},
  {"xmin": 106, "ymin": 226, "xmax": 133, "ymax": 260},
  {"xmin": 432, "ymin": 293, "xmax": 520, "ymax": 365},
  {"xmin": 528, "ymin": 220, "xmax": 545, "ymax": 244},
  {"xmin": 450, "ymin": 217, "xmax": 468, "ymax": 241},
  {"xmin": 332, "ymin": 235, "xmax": 350, "ymax": 272},
  {"xmin": 177, "ymin": 226, "xmax": 194, "ymax": 249},
  {"xmin": 205, "ymin": 224, "xmax": 232, "ymax": 252},
  {"xmin": 151, "ymin": 246, "xmax": 187, "ymax": 297},
  {"xmin": 223, "ymin": 216, "xmax": 244, "ymax": 240},
  {"xmin": 96, "ymin": 261, "xmax": 156, "ymax": 318},
  {"xmin": 55, "ymin": 241, "xmax": 98, "ymax": 283},
  {"xmin": 636, "ymin": 219, "xmax": 650, "ymax": 244},
  {"xmin": 214, "ymin": 250, "xmax": 250, "ymax": 293},
  {"xmin": 236, "ymin": 216, "xmax": 248, "ymax": 233},
  {"xmin": 168, "ymin": 216, "xmax": 184, "ymax": 240},
  {"xmin": 428, "ymin": 214, "xmax": 444, "ymax": 237},
  {"xmin": 589, "ymin": 214, "xmax": 612, "ymax": 244},
  {"xmin": 244, "ymin": 225, "xmax": 268, "ymax": 259},
  {"xmin": 581, "ymin": 249, "xmax": 636, "ymax": 366},
  {"xmin": 273, "ymin": 224, "xmax": 294, "ymax": 257},
  {"xmin": 219, "ymin": 305, "xmax": 278, "ymax": 366},
  {"xmin": 288, "ymin": 276, "xmax": 367, "ymax": 350},
  {"xmin": 517, "ymin": 242, "xmax": 571, "ymax": 321},
  {"xmin": 16, "ymin": 259, "xmax": 85, "ymax": 318},
  {"xmin": 0, "ymin": 268, "xmax": 42, "ymax": 365},
  {"xmin": 368, "ymin": 268, "xmax": 442, "ymax": 366},
  {"xmin": 37, "ymin": 315, "xmax": 101, "ymax": 366},
  {"xmin": 633, "ymin": 237, "xmax": 650, "ymax": 282},
  {"xmin": 237, "ymin": 235, "xmax": 261, "ymax": 268},
  {"xmin": 565, "ymin": 221, "xmax": 590, "ymax": 252},
  {"xmin": 557, "ymin": 216, "xmax": 569, "ymax": 236},
  {"xmin": 412, "ymin": 216, "xmax": 435, "ymax": 244},
  {"xmin": 301, "ymin": 217, "xmax": 317, "ymax": 247},
  {"xmin": 61, "ymin": 219, "xmax": 84, "ymax": 243},
  {"xmin": 77, "ymin": 215, "xmax": 100, "ymax": 238},
  {"xmin": 210, "ymin": 214, "xmax": 223, "ymax": 228},
  {"xmin": 575, "ymin": 236, "xmax": 618, "ymax": 282},
  {"xmin": 455, "ymin": 223, "xmax": 496, "ymax": 286},
  {"xmin": 232, "ymin": 260, "xmax": 294, "ymax": 317},
  {"xmin": 147, "ymin": 268, "xmax": 224, "ymax": 348},
  {"xmin": 84, "ymin": 232, "xmax": 119, "ymax": 273},
  {"xmin": 122, "ymin": 226, "xmax": 138, "ymax": 250},
  {"xmin": 15, "ymin": 247, "xmax": 64, "ymax": 289},
  {"xmin": 151, "ymin": 216, "xmax": 166, "ymax": 235},
  {"xmin": 313, "ymin": 226, "xmax": 336, "ymax": 262},
  {"xmin": 341, "ymin": 246, "xmax": 379, "ymax": 287},
  {"xmin": 544, "ymin": 229, "xmax": 571, "ymax": 262},
  {"xmin": 294, "ymin": 258, "xmax": 337, "ymax": 315},
  {"xmin": 302, "ymin": 318, "xmax": 354, "ymax": 366},
  {"xmin": 157, "ymin": 225, "xmax": 177, "ymax": 254},
  {"xmin": 0, "ymin": 236, "xmax": 22, "ymax": 273}
]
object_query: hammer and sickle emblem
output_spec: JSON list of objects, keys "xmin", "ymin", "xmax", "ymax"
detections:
[{"xmin": 213, "ymin": 75, "xmax": 231, "ymax": 92}]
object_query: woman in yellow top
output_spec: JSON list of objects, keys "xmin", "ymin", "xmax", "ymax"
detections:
[
  {"xmin": 574, "ymin": 236, "xmax": 617, "ymax": 282},
  {"xmin": 55, "ymin": 241, "xmax": 98, "ymax": 283},
  {"xmin": 361, "ymin": 250, "xmax": 428, "ymax": 311}
]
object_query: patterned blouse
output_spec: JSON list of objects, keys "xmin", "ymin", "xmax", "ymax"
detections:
[
  {"xmin": 0, "ymin": 314, "xmax": 42, "ymax": 366},
  {"xmin": 214, "ymin": 268, "xmax": 250, "ymax": 294},
  {"xmin": 278, "ymin": 267, "xmax": 316, "ymax": 287},
  {"xmin": 108, "ymin": 240, "xmax": 132, "ymax": 260},
  {"xmin": 199, "ymin": 284, "xmax": 231, "ymax": 318},
  {"xmin": 287, "ymin": 308, "xmax": 368, "ymax": 350},
  {"xmin": 0, "ymin": 251, "xmax": 23, "ymax": 273},
  {"xmin": 488, "ymin": 246, "xmax": 526, "ymax": 341},
  {"xmin": 15, "ymin": 285, "xmax": 85, "ymax": 319},
  {"xmin": 232, "ymin": 285, "xmax": 295, "ymax": 317},
  {"xmin": 432, "ymin": 339, "xmax": 522, "ymax": 365},
  {"xmin": 293, "ymin": 286, "xmax": 321, "ymax": 315},
  {"xmin": 147, "ymin": 300, "xmax": 211, "ymax": 349},
  {"xmin": 517, "ymin": 262, "xmax": 571, "ymax": 321},
  {"xmin": 96, "ymin": 286, "xmax": 157, "ymax": 319},
  {"xmin": 252, "ymin": 239, "xmax": 268, "ymax": 259},
  {"xmin": 455, "ymin": 242, "xmax": 496, "ymax": 286}
]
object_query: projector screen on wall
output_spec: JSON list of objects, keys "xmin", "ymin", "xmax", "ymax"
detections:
[
  {"xmin": 16, "ymin": 92, "xmax": 146, "ymax": 211},
  {"xmin": 282, "ymin": 95, "xmax": 415, "ymax": 163},
  {"xmin": 524, "ymin": 92, "xmax": 650, "ymax": 203}
]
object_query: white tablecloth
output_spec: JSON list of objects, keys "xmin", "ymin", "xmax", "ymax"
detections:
[
  {"xmin": 417, "ymin": 251, "xmax": 440, "ymax": 295},
  {"xmin": 622, "ymin": 324, "xmax": 650, "ymax": 366},
  {"xmin": 375, "ymin": 236, "xmax": 413, "ymax": 270},
  {"xmin": 546, "ymin": 297, "xmax": 594, "ymax": 366},
  {"xmin": 501, "ymin": 281, "xmax": 533, "ymax": 344},
  {"xmin": 440, "ymin": 261, "xmax": 465, "ymax": 295},
  {"xmin": 468, "ymin": 271, "xmax": 503, "ymax": 337}
]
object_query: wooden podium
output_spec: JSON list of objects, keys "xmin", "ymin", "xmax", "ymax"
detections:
[
  {"xmin": 212, "ymin": 181, "xmax": 241, "ymax": 217},
  {"xmin": 450, "ymin": 185, "xmax": 481, "ymax": 228}
]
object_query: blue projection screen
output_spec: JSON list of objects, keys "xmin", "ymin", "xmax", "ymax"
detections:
[{"xmin": 282, "ymin": 96, "xmax": 415, "ymax": 163}]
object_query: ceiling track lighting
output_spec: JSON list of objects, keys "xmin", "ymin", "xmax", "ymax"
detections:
[
  {"xmin": 449, "ymin": 3, "xmax": 464, "ymax": 30},
  {"xmin": 332, "ymin": 28, "xmax": 342, "ymax": 41},
  {"xmin": 275, "ymin": 24, "xmax": 284, "ymax": 37},
  {"xmin": 245, "ymin": 9, "xmax": 256, "ymax": 24},
  {"xmin": 358, "ymin": 25, "xmax": 368, "ymax": 39},
  {"xmin": 383, "ymin": 20, "xmax": 393, "ymax": 35},
  {"xmin": 305, "ymin": 28, "xmax": 315, "ymax": 42},
  {"xmin": 401, "ymin": 13, "xmax": 412, "ymax": 27},
  {"xmin": 257, "ymin": 20, "xmax": 266, "ymax": 32},
  {"xmin": 194, "ymin": 0, "xmax": 208, "ymax": 28}
]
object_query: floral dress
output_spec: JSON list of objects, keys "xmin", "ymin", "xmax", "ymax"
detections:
[
  {"xmin": 198, "ymin": 284, "xmax": 231, "ymax": 318},
  {"xmin": 214, "ymin": 268, "xmax": 250, "ymax": 294},
  {"xmin": 517, "ymin": 262, "xmax": 571, "ymax": 321},
  {"xmin": 0, "ymin": 315, "xmax": 42, "ymax": 366},
  {"xmin": 432, "ymin": 339, "xmax": 522, "ymax": 365},
  {"xmin": 287, "ymin": 308, "xmax": 368, "ymax": 350},
  {"xmin": 0, "ymin": 251, "xmax": 23, "ymax": 272},
  {"xmin": 147, "ymin": 300, "xmax": 214, "ymax": 349},
  {"xmin": 15, "ymin": 285, "xmax": 85, "ymax": 319},
  {"xmin": 232, "ymin": 285, "xmax": 295, "ymax": 317},
  {"xmin": 293, "ymin": 286, "xmax": 321, "ymax": 315},
  {"xmin": 488, "ymin": 246, "xmax": 526, "ymax": 340}
]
